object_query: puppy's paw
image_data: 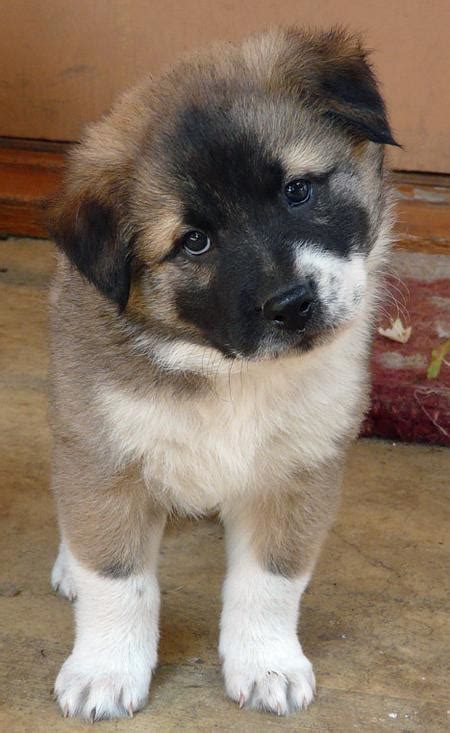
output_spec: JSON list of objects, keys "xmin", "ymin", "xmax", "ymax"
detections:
[
  {"xmin": 51, "ymin": 545, "xmax": 77, "ymax": 601},
  {"xmin": 54, "ymin": 655, "xmax": 150, "ymax": 720},
  {"xmin": 223, "ymin": 651, "xmax": 315, "ymax": 716}
]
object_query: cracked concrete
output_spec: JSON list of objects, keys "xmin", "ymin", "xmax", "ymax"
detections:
[{"xmin": 0, "ymin": 239, "xmax": 449, "ymax": 732}]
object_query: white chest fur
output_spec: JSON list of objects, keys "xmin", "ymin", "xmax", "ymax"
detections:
[{"xmin": 96, "ymin": 322, "xmax": 368, "ymax": 514}]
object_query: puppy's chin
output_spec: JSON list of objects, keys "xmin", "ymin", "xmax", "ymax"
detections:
[
  {"xmin": 247, "ymin": 315, "xmax": 361, "ymax": 362},
  {"xmin": 248, "ymin": 332, "xmax": 326, "ymax": 362}
]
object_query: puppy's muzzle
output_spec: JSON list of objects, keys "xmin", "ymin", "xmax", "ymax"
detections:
[{"xmin": 263, "ymin": 281, "xmax": 314, "ymax": 332}]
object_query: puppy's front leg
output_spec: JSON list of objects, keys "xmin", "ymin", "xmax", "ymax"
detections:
[
  {"xmin": 53, "ymin": 455, "xmax": 166, "ymax": 721},
  {"xmin": 220, "ymin": 466, "xmax": 340, "ymax": 715}
]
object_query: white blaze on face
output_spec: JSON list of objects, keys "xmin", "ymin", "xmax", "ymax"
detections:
[{"xmin": 295, "ymin": 244, "xmax": 368, "ymax": 325}]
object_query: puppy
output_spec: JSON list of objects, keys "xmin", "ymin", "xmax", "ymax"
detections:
[{"xmin": 48, "ymin": 27, "xmax": 396, "ymax": 720}]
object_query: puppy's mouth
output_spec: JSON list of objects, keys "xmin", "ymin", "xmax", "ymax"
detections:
[
  {"xmin": 182, "ymin": 291, "xmax": 360, "ymax": 365},
  {"xmin": 232, "ymin": 311, "xmax": 358, "ymax": 362},
  {"xmin": 218, "ymin": 321, "xmax": 329, "ymax": 363},
  {"xmin": 249, "ymin": 327, "xmax": 330, "ymax": 361}
]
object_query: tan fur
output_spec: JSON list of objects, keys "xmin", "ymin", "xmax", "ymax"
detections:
[
  {"xmin": 222, "ymin": 460, "xmax": 344, "ymax": 578},
  {"xmin": 50, "ymin": 27, "xmax": 391, "ymax": 565},
  {"xmin": 53, "ymin": 436, "xmax": 165, "ymax": 576},
  {"xmin": 48, "ymin": 27, "xmax": 395, "ymax": 720}
]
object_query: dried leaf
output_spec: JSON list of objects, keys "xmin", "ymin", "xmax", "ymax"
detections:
[{"xmin": 378, "ymin": 318, "xmax": 412, "ymax": 344}]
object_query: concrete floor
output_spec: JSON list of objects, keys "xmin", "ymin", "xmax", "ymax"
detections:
[{"xmin": 0, "ymin": 239, "xmax": 449, "ymax": 733}]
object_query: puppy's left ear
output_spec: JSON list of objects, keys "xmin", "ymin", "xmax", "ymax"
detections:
[{"xmin": 281, "ymin": 27, "xmax": 399, "ymax": 146}]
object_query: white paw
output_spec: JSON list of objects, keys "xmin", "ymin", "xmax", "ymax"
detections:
[
  {"xmin": 51, "ymin": 544, "xmax": 77, "ymax": 601},
  {"xmin": 223, "ymin": 649, "xmax": 315, "ymax": 716},
  {"xmin": 54, "ymin": 654, "xmax": 151, "ymax": 721}
]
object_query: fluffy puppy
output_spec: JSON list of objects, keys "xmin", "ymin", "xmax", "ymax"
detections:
[{"xmin": 48, "ymin": 27, "xmax": 396, "ymax": 720}]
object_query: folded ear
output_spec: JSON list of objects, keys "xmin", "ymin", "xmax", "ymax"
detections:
[
  {"xmin": 49, "ymin": 187, "xmax": 132, "ymax": 310},
  {"xmin": 280, "ymin": 27, "xmax": 399, "ymax": 146}
]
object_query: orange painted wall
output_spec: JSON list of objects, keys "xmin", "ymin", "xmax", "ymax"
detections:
[{"xmin": 1, "ymin": 0, "xmax": 449, "ymax": 172}]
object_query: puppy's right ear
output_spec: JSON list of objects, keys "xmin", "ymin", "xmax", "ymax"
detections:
[{"xmin": 49, "ymin": 178, "xmax": 132, "ymax": 311}]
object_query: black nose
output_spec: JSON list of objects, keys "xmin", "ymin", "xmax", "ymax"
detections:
[{"xmin": 263, "ymin": 283, "xmax": 314, "ymax": 332}]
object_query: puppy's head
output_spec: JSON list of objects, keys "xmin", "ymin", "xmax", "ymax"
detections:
[{"xmin": 51, "ymin": 28, "xmax": 397, "ymax": 365}]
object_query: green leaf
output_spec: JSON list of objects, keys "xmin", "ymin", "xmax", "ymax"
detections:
[{"xmin": 427, "ymin": 338, "xmax": 450, "ymax": 379}]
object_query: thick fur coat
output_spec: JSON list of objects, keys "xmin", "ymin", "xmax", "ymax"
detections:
[{"xmin": 48, "ymin": 27, "xmax": 396, "ymax": 720}]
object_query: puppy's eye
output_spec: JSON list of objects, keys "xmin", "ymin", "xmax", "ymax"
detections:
[
  {"xmin": 284, "ymin": 179, "xmax": 312, "ymax": 206},
  {"xmin": 182, "ymin": 230, "xmax": 211, "ymax": 255}
]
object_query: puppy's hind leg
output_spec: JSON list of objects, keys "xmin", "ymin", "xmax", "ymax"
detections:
[{"xmin": 219, "ymin": 463, "xmax": 341, "ymax": 716}]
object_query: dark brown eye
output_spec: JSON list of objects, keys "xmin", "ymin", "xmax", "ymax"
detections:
[
  {"xmin": 182, "ymin": 230, "xmax": 211, "ymax": 255},
  {"xmin": 284, "ymin": 179, "xmax": 312, "ymax": 206}
]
